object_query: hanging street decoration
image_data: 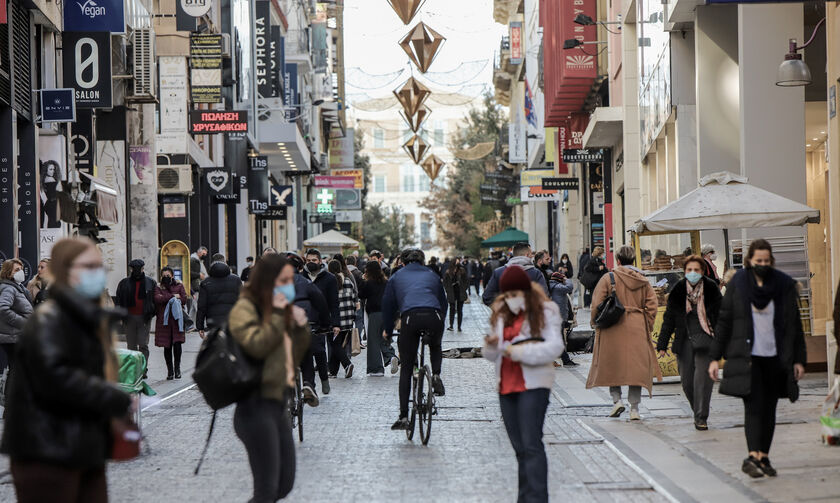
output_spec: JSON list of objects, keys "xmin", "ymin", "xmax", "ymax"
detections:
[
  {"xmin": 421, "ymin": 154, "xmax": 445, "ymax": 181},
  {"xmin": 399, "ymin": 22, "xmax": 446, "ymax": 73},
  {"xmin": 400, "ymin": 104, "xmax": 431, "ymax": 133},
  {"xmin": 403, "ymin": 134, "xmax": 430, "ymax": 164},
  {"xmin": 393, "ymin": 77, "xmax": 431, "ymax": 117},
  {"xmin": 386, "ymin": 0, "xmax": 425, "ymax": 25}
]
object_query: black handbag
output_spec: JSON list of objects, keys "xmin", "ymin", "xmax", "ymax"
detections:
[
  {"xmin": 192, "ymin": 324, "xmax": 262, "ymax": 411},
  {"xmin": 593, "ymin": 272, "xmax": 625, "ymax": 329}
]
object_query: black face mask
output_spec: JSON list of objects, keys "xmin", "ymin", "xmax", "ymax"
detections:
[
  {"xmin": 161, "ymin": 276, "xmax": 172, "ymax": 285},
  {"xmin": 752, "ymin": 265, "xmax": 772, "ymax": 279},
  {"xmin": 306, "ymin": 262, "xmax": 320, "ymax": 273},
  {"xmin": 131, "ymin": 268, "xmax": 143, "ymax": 279}
]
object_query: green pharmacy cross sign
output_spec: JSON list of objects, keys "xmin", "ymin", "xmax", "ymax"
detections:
[{"xmin": 316, "ymin": 188, "xmax": 335, "ymax": 214}]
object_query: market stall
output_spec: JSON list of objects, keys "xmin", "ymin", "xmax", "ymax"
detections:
[
  {"xmin": 481, "ymin": 227, "xmax": 529, "ymax": 249},
  {"xmin": 630, "ymin": 172, "xmax": 820, "ymax": 377},
  {"xmin": 303, "ymin": 229, "xmax": 360, "ymax": 256}
]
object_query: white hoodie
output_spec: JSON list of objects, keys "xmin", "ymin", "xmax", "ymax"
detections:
[{"xmin": 483, "ymin": 300, "xmax": 565, "ymax": 392}]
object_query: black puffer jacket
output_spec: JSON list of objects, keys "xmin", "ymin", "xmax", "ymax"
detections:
[
  {"xmin": 294, "ymin": 273, "xmax": 330, "ymax": 332},
  {"xmin": 710, "ymin": 269, "xmax": 807, "ymax": 401},
  {"xmin": 197, "ymin": 262, "xmax": 243, "ymax": 330},
  {"xmin": 308, "ymin": 268, "xmax": 340, "ymax": 328},
  {"xmin": 657, "ymin": 277, "xmax": 722, "ymax": 355},
  {"xmin": 1, "ymin": 287, "xmax": 131, "ymax": 467}
]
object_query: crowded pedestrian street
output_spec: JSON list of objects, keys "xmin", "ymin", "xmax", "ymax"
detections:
[{"xmin": 1, "ymin": 297, "xmax": 836, "ymax": 502}]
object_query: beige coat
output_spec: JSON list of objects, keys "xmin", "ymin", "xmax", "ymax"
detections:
[{"xmin": 585, "ymin": 266, "xmax": 661, "ymax": 395}]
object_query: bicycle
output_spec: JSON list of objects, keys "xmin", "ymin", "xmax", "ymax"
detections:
[
  {"xmin": 406, "ymin": 328, "xmax": 437, "ymax": 445},
  {"xmin": 288, "ymin": 367, "xmax": 304, "ymax": 442}
]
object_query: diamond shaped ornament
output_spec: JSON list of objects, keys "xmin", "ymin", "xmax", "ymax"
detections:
[
  {"xmin": 399, "ymin": 22, "xmax": 446, "ymax": 73},
  {"xmin": 393, "ymin": 77, "xmax": 431, "ymax": 118},
  {"xmin": 421, "ymin": 154, "xmax": 445, "ymax": 181},
  {"xmin": 400, "ymin": 105, "xmax": 431, "ymax": 133},
  {"xmin": 386, "ymin": 0, "xmax": 425, "ymax": 25},
  {"xmin": 403, "ymin": 134, "xmax": 430, "ymax": 164}
]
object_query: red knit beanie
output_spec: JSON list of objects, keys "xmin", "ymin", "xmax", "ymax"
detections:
[{"xmin": 500, "ymin": 265, "xmax": 532, "ymax": 292}]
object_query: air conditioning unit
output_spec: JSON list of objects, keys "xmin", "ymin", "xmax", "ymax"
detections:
[
  {"xmin": 131, "ymin": 29, "xmax": 156, "ymax": 102},
  {"xmin": 157, "ymin": 165, "xmax": 193, "ymax": 194}
]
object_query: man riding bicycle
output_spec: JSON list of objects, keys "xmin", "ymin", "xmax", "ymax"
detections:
[{"xmin": 381, "ymin": 248, "xmax": 448, "ymax": 431}]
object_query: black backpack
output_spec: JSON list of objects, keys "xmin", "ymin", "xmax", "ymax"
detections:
[{"xmin": 192, "ymin": 322, "xmax": 262, "ymax": 475}]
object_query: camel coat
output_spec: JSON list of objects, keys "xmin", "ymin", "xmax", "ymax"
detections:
[{"xmin": 585, "ymin": 266, "xmax": 662, "ymax": 395}]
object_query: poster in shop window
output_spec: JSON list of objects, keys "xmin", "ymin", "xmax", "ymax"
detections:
[
  {"xmin": 38, "ymin": 135, "xmax": 67, "ymax": 229},
  {"xmin": 96, "ymin": 140, "xmax": 127, "ymax": 297}
]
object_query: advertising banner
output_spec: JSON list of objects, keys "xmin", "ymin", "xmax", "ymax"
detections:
[
  {"xmin": 128, "ymin": 145, "xmax": 153, "ymax": 186},
  {"xmin": 96, "ymin": 140, "xmax": 127, "ymax": 296},
  {"xmin": 71, "ymin": 109, "xmax": 95, "ymax": 174},
  {"xmin": 190, "ymin": 110, "xmax": 248, "ymax": 134},
  {"xmin": 328, "ymin": 128, "xmax": 354, "ymax": 169},
  {"xmin": 315, "ymin": 175, "xmax": 355, "ymax": 189},
  {"xmin": 62, "ymin": 32, "xmax": 112, "ymax": 109},
  {"xmin": 520, "ymin": 186, "xmax": 561, "ymax": 202},
  {"xmin": 519, "ymin": 169, "xmax": 554, "ymax": 187},
  {"xmin": 38, "ymin": 135, "xmax": 66, "ymax": 229},
  {"xmin": 248, "ymin": 156, "xmax": 269, "ymax": 214},
  {"xmin": 509, "ymin": 21, "xmax": 522, "ymax": 64},
  {"xmin": 64, "ymin": 0, "xmax": 125, "ymax": 33}
]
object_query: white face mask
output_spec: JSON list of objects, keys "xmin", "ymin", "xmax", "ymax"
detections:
[
  {"xmin": 13, "ymin": 270, "xmax": 25, "ymax": 284},
  {"xmin": 709, "ymin": 253, "xmax": 718, "ymax": 261},
  {"xmin": 504, "ymin": 296, "xmax": 526, "ymax": 314}
]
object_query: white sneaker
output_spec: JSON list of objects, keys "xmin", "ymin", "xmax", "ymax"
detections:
[
  {"xmin": 629, "ymin": 409, "xmax": 641, "ymax": 421},
  {"xmin": 609, "ymin": 402, "xmax": 626, "ymax": 418},
  {"xmin": 390, "ymin": 356, "xmax": 400, "ymax": 375}
]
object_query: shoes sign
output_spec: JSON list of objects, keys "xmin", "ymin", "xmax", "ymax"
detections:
[
  {"xmin": 64, "ymin": 0, "xmax": 125, "ymax": 33},
  {"xmin": 62, "ymin": 32, "xmax": 112, "ymax": 109}
]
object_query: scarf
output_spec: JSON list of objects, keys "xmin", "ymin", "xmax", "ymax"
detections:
[
  {"xmin": 685, "ymin": 279, "xmax": 712, "ymax": 336},
  {"xmin": 735, "ymin": 268, "xmax": 789, "ymax": 349}
]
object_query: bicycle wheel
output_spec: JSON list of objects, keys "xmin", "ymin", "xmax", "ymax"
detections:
[
  {"xmin": 406, "ymin": 372, "xmax": 418, "ymax": 441},
  {"xmin": 418, "ymin": 366, "xmax": 434, "ymax": 445}
]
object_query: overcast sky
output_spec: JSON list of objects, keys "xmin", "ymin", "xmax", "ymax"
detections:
[{"xmin": 343, "ymin": 0, "xmax": 506, "ymax": 99}]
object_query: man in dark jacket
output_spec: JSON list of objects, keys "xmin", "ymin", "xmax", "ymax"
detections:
[
  {"xmin": 304, "ymin": 249, "xmax": 340, "ymax": 396},
  {"xmin": 483, "ymin": 253, "xmax": 501, "ymax": 287},
  {"xmin": 114, "ymin": 259, "xmax": 156, "ymax": 370},
  {"xmin": 577, "ymin": 248, "xmax": 591, "ymax": 281},
  {"xmin": 482, "ymin": 243, "xmax": 548, "ymax": 305},
  {"xmin": 197, "ymin": 256, "xmax": 242, "ymax": 338},
  {"xmin": 239, "ymin": 256, "xmax": 254, "ymax": 283}
]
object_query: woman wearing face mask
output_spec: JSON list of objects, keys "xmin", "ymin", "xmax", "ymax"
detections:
[
  {"xmin": 227, "ymin": 254, "xmax": 311, "ymax": 502},
  {"xmin": 701, "ymin": 244, "xmax": 721, "ymax": 285},
  {"xmin": 153, "ymin": 268, "xmax": 188, "ymax": 380},
  {"xmin": 656, "ymin": 255, "xmax": 722, "ymax": 430},
  {"xmin": 483, "ymin": 265, "xmax": 565, "ymax": 502},
  {"xmin": 0, "ymin": 258, "xmax": 34, "ymax": 373},
  {"xmin": 558, "ymin": 253, "xmax": 573, "ymax": 279},
  {"xmin": 708, "ymin": 239, "xmax": 806, "ymax": 478},
  {"xmin": 1, "ymin": 238, "xmax": 132, "ymax": 502}
]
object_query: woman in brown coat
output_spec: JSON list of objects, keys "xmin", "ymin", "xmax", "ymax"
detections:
[{"xmin": 586, "ymin": 245, "xmax": 661, "ymax": 420}]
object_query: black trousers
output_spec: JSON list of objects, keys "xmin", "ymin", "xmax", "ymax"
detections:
[
  {"xmin": 234, "ymin": 396, "xmax": 296, "ymax": 503},
  {"xmin": 301, "ymin": 333, "xmax": 329, "ymax": 389},
  {"xmin": 448, "ymin": 301, "xmax": 464, "ymax": 330},
  {"xmin": 472, "ymin": 279, "xmax": 480, "ymax": 295},
  {"xmin": 743, "ymin": 356, "xmax": 785, "ymax": 454},
  {"xmin": 398, "ymin": 309, "xmax": 444, "ymax": 417},
  {"xmin": 163, "ymin": 343, "xmax": 182, "ymax": 375},
  {"xmin": 328, "ymin": 329, "xmax": 353, "ymax": 375}
]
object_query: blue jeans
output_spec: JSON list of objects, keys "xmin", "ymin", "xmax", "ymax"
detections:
[{"xmin": 499, "ymin": 388, "xmax": 550, "ymax": 503}]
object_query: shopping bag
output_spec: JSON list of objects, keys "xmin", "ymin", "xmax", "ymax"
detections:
[
  {"xmin": 351, "ymin": 327, "xmax": 362, "ymax": 357},
  {"xmin": 820, "ymin": 377, "xmax": 840, "ymax": 446}
]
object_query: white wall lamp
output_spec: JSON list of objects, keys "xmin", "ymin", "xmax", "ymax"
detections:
[{"xmin": 776, "ymin": 17, "xmax": 824, "ymax": 87}]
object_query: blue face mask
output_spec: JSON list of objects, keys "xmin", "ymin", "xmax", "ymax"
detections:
[
  {"xmin": 274, "ymin": 284, "xmax": 296, "ymax": 303},
  {"xmin": 75, "ymin": 268, "xmax": 107, "ymax": 299},
  {"xmin": 685, "ymin": 271, "xmax": 703, "ymax": 285}
]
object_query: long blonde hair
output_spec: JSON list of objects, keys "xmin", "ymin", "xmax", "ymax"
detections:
[{"xmin": 489, "ymin": 283, "xmax": 549, "ymax": 334}]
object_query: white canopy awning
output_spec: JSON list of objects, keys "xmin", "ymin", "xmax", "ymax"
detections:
[
  {"xmin": 631, "ymin": 172, "xmax": 820, "ymax": 234},
  {"xmin": 303, "ymin": 229, "xmax": 359, "ymax": 248}
]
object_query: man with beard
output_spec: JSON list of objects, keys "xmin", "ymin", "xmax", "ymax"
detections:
[{"xmin": 115, "ymin": 259, "xmax": 157, "ymax": 376}]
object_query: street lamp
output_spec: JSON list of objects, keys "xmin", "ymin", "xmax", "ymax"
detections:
[{"xmin": 776, "ymin": 17, "xmax": 825, "ymax": 87}]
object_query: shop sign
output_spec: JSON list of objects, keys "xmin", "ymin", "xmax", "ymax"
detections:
[
  {"xmin": 509, "ymin": 21, "xmax": 522, "ymax": 64},
  {"xmin": 204, "ymin": 166, "xmax": 238, "ymax": 203},
  {"xmin": 328, "ymin": 129, "xmax": 354, "ymax": 169},
  {"xmin": 509, "ymin": 108, "xmax": 527, "ymax": 163},
  {"xmin": 284, "ymin": 63, "xmax": 298, "ymax": 120},
  {"xmin": 520, "ymin": 186, "xmax": 561, "ymax": 201},
  {"xmin": 72, "ymin": 109, "xmax": 95, "ymax": 174},
  {"xmin": 314, "ymin": 175, "xmax": 355, "ymax": 189},
  {"xmin": 331, "ymin": 168, "xmax": 364, "ymax": 189},
  {"xmin": 541, "ymin": 177, "xmax": 579, "ymax": 190},
  {"xmin": 556, "ymin": 115, "xmax": 588, "ymax": 174},
  {"xmin": 259, "ymin": 207, "xmax": 287, "ymax": 220},
  {"xmin": 255, "ymin": 1, "xmax": 272, "ymax": 98},
  {"xmin": 248, "ymin": 155, "xmax": 269, "ymax": 214},
  {"xmin": 334, "ymin": 188, "xmax": 361, "ymax": 210},
  {"xmin": 562, "ymin": 148, "xmax": 605, "ymax": 163},
  {"xmin": 519, "ymin": 169, "xmax": 554, "ymax": 187},
  {"xmin": 64, "ymin": 0, "xmax": 125, "ymax": 33},
  {"xmin": 270, "ymin": 184, "xmax": 293, "ymax": 206},
  {"xmin": 561, "ymin": 0, "xmax": 596, "ymax": 79},
  {"xmin": 190, "ymin": 34, "xmax": 223, "ymax": 68},
  {"xmin": 190, "ymin": 34, "xmax": 222, "ymax": 103},
  {"xmin": 190, "ymin": 110, "xmax": 248, "ymax": 134},
  {"xmin": 40, "ymin": 89, "xmax": 76, "ymax": 123},
  {"xmin": 335, "ymin": 210, "xmax": 362, "ymax": 223},
  {"xmin": 176, "ymin": 0, "xmax": 211, "ymax": 31},
  {"xmin": 62, "ymin": 32, "xmax": 112, "ymax": 109},
  {"xmin": 271, "ymin": 27, "xmax": 283, "ymax": 98}
]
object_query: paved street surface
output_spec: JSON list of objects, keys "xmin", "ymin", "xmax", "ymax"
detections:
[{"xmin": 0, "ymin": 294, "xmax": 838, "ymax": 502}]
